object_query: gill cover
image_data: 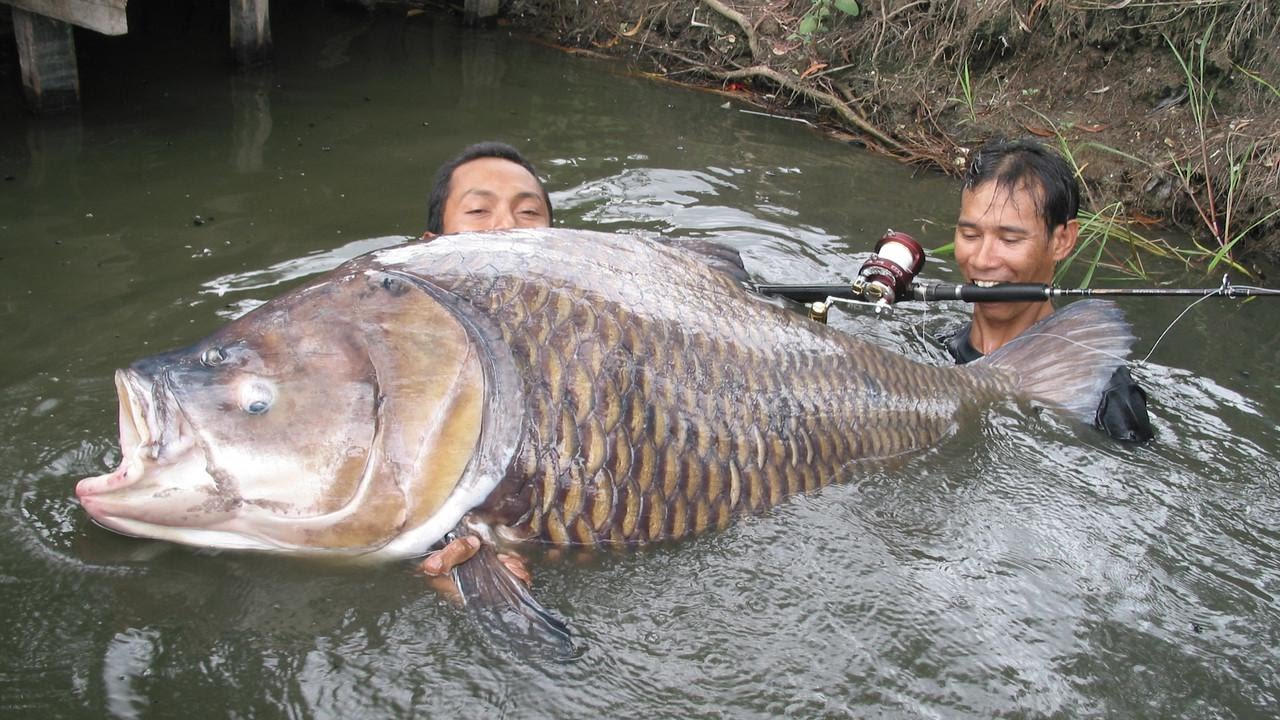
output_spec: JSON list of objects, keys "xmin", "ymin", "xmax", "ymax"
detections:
[{"xmin": 240, "ymin": 264, "xmax": 497, "ymax": 553}]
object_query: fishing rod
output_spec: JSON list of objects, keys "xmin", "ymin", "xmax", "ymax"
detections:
[{"xmin": 751, "ymin": 230, "xmax": 1280, "ymax": 321}]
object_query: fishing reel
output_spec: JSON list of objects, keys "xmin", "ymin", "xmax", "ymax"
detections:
[{"xmin": 809, "ymin": 230, "xmax": 925, "ymax": 322}]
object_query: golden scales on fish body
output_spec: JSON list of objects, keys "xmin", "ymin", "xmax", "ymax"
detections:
[{"xmin": 76, "ymin": 228, "xmax": 1143, "ymax": 646}]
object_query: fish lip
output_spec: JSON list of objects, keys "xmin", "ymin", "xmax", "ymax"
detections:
[{"xmin": 76, "ymin": 368, "xmax": 196, "ymax": 500}]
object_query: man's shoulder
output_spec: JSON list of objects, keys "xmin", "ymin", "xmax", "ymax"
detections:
[{"xmin": 936, "ymin": 321, "xmax": 983, "ymax": 364}]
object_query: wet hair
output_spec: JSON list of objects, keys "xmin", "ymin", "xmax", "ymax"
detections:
[
  {"xmin": 425, "ymin": 141, "xmax": 553, "ymax": 235},
  {"xmin": 962, "ymin": 138, "xmax": 1080, "ymax": 236}
]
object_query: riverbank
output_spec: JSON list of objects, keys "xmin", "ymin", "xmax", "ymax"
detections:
[{"xmin": 492, "ymin": 0, "xmax": 1278, "ymax": 270}]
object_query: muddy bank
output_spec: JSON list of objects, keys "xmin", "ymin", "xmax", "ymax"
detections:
[{"xmin": 490, "ymin": 0, "xmax": 1278, "ymax": 268}]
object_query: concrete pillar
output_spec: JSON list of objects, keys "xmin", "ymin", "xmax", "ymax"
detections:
[
  {"xmin": 12, "ymin": 8, "xmax": 80, "ymax": 113},
  {"xmin": 230, "ymin": 0, "xmax": 271, "ymax": 67}
]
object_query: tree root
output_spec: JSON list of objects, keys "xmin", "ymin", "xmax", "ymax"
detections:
[
  {"xmin": 699, "ymin": 0, "xmax": 762, "ymax": 61},
  {"xmin": 692, "ymin": 2, "xmax": 914, "ymax": 159},
  {"xmin": 717, "ymin": 65, "xmax": 910, "ymax": 155}
]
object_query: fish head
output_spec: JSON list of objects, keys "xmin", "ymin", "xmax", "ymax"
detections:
[{"xmin": 76, "ymin": 264, "xmax": 499, "ymax": 557}]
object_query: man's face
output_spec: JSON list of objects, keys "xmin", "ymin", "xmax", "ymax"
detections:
[
  {"xmin": 954, "ymin": 180, "xmax": 1076, "ymax": 320},
  {"xmin": 440, "ymin": 157, "xmax": 550, "ymax": 234}
]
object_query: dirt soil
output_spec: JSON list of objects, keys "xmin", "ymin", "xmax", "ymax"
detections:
[{"xmin": 483, "ymin": 0, "xmax": 1279, "ymax": 269}]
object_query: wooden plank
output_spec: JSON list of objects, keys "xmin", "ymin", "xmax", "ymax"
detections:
[
  {"xmin": 229, "ymin": 0, "xmax": 271, "ymax": 67},
  {"xmin": 3, "ymin": 0, "xmax": 128, "ymax": 36},
  {"xmin": 13, "ymin": 7, "xmax": 80, "ymax": 111}
]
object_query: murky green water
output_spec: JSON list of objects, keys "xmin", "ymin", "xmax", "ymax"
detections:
[{"xmin": 2, "ymin": 5, "xmax": 1277, "ymax": 718}]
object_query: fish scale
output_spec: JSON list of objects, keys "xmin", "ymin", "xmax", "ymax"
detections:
[{"xmin": 392, "ymin": 231, "xmax": 989, "ymax": 547}]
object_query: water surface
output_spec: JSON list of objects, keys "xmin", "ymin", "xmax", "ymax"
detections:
[{"xmin": 1, "ymin": 5, "xmax": 1277, "ymax": 718}]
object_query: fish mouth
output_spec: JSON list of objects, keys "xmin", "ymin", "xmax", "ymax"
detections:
[{"xmin": 76, "ymin": 369, "xmax": 199, "ymax": 514}]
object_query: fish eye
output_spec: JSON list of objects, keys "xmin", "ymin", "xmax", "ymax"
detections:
[
  {"xmin": 201, "ymin": 346, "xmax": 227, "ymax": 367},
  {"xmin": 238, "ymin": 379, "xmax": 276, "ymax": 416}
]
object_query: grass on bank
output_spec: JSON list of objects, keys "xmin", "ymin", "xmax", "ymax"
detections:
[
  {"xmin": 1165, "ymin": 23, "xmax": 1280, "ymax": 275},
  {"xmin": 991, "ymin": 27, "xmax": 1273, "ymax": 287},
  {"xmin": 907, "ymin": 3, "xmax": 1276, "ymax": 282}
]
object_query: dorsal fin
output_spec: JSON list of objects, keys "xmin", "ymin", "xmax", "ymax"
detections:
[{"xmin": 660, "ymin": 237, "xmax": 750, "ymax": 283}]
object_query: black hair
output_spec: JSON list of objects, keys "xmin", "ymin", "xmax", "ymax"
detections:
[
  {"xmin": 425, "ymin": 141, "xmax": 552, "ymax": 235},
  {"xmin": 962, "ymin": 138, "xmax": 1080, "ymax": 236}
]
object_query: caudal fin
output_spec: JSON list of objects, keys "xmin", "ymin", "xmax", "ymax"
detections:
[{"xmin": 974, "ymin": 299, "xmax": 1136, "ymax": 422}]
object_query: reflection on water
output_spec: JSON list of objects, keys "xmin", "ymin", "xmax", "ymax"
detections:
[
  {"xmin": 102, "ymin": 628, "xmax": 159, "ymax": 720},
  {"xmin": 229, "ymin": 72, "xmax": 274, "ymax": 174},
  {"xmin": 1, "ymin": 5, "xmax": 1277, "ymax": 719}
]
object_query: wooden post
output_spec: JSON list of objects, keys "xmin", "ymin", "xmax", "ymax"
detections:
[
  {"xmin": 4, "ymin": 0, "xmax": 128, "ymax": 35},
  {"xmin": 464, "ymin": 0, "xmax": 499, "ymax": 25},
  {"xmin": 229, "ymin": 0, "xmax": 271, "ymax": 67},
  {"xmin": 12, "ymin": 8, "xmax": 80, "ymax": 113}
]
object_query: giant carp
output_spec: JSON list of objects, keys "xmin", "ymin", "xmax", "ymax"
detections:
[{"xmin": 76, "ymin": 228, "xmax": 1136, "ymax": 641}]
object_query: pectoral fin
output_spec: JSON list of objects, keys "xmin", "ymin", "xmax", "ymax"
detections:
[{"xmin": 452, "ymin": 541, "xmax": 573, "ymax": 655}]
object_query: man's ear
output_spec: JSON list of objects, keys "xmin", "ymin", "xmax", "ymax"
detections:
[{"xmin": 1052, "ymin": 219, "xmax": 1080, "ymax": 262}]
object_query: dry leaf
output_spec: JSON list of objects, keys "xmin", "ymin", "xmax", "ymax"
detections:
[
  {"xmin": 620, "ymin": 18, "xmax": 646, "ymax": 37},
  {"xmin": 800, "ymin": 62, "xmax": 828, "ymax": 79}
]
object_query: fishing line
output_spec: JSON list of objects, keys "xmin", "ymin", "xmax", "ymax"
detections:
[
  {"xmin": 1137, "ymin": 290, "xmax": 1226, "ymax": 365},
  {"xmin": 1000, "ymin": 281, "xmax": 1255, "ymax": 368}
]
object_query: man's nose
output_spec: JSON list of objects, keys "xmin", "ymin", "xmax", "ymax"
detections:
[
  {"xmin": 971, "ymin": 237, "xmax": 1000, "ymax": 268},
  {"xmin": 490, "ymin": 207, "xmax": 518, "ymax": 230}
]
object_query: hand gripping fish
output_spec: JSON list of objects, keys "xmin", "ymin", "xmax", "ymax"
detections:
[{"xmin": 76, "ymin": 228, "xmax": 1137, "ymax": 646}]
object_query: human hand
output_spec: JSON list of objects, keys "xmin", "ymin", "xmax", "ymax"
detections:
[{"xmin": 420, "ymin": 535, "xmax": 532, "ymax": 586}]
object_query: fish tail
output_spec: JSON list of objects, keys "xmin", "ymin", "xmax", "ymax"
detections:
[{"xmin": 973, "ymin": 299, "xmax": 1136, "ymax": 422}]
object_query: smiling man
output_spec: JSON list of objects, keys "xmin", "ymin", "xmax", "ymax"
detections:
[
  {"xmin": 423, "ymin": 141, "xmax": 553, "ymax": 237},
  {"xmin": 941, "ymin": 138, "xmax": 1154, "ymax": 442}
]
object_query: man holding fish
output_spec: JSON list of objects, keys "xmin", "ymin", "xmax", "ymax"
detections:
[
  {"xmin": 940, "ymin": 138, "xmax": 1153, "ymax": 443},
  {"xmin": 74, "ymin": 135, "xmax": 1150, "ymax": 645},
  {"xmin": 414, "ymin": 138, "xmax": 1152, "ymax": 587},
  {"xmin": 421, "ymin": 141, "xmax": 553, "ymax": 239},
  {"xmin": 417, "ymin": 141, "xmax": 555, "ymax": 582}
]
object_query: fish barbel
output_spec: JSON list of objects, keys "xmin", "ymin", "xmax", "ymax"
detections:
[{"xmin": 76, "ymin": 228, "xmax": 1135, "ymax": 641}]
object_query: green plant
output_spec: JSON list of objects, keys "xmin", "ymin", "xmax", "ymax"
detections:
[
  {"xmin": 792, "ymin": 0, "xmax": 860, "ymax": 39},
  {"xmin": 1063, "ymin": 205, "xmax": 1177, "ymax": 286},
  {"xmin": 1162, "ymin": 22, "xmax": 1270, "ymax": 272},
  {"xmin": 1233, "ymin": 64, "xmax": 1279, "ymax": 99},
  {"xmin": 932, "ymin": 121, "xmax": 1255, "ymax": 286},
  {"xmin": 947, "ymin": 59, "xmax": 977, "ymax": 124},
  {"xmin": 1016, "ymin": 104, "xmax": 1259, "ymax": 281}
]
